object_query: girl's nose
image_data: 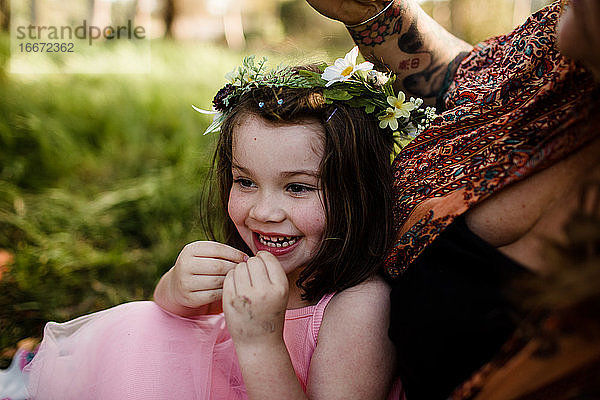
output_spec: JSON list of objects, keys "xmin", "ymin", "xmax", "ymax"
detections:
[{"xmin": 249, "ymin": 192, "xmax": 285, "ymax": 223}]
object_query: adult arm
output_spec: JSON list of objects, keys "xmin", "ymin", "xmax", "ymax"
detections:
[{"xmin": 306, "ymin": 0, "xmax": 472, "ymax": 103}]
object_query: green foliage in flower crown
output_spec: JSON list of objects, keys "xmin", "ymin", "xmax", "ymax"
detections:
[
  {"xmin": 222, "ymin": 55, "xmax": 316, "ymax": 103},
  {"xmin": 201, "ymin": 49, "xmax": 438, "ymax": 155}
]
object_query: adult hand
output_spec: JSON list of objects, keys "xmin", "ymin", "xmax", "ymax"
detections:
[
  {"xmin": 223, "ymin": 251, "xmax": 289, "ymax": 346},
  {"xmin": 305, "ymin": 0, "xmax": 390, "ymax": 26},
  {"xmin": 167, "ymin": 241, "xmax": 248, "ymax": 310}
]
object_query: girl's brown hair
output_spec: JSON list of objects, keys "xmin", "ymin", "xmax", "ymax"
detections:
[{"xmin": 204, "ymin": 68, "xmax": 395, "ymax": 302}]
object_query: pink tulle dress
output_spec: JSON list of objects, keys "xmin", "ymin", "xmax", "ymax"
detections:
[{"xmin": 25, "ymin": 295, "xmax": 402, "ymax": 399}]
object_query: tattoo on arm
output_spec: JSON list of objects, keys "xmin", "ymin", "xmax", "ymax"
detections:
[
  {"xmin": 347, "ymin": 0, "xmax": 471, "ymax": 100},
  {"xmin": 347, "ymin": 2, "xmax": 401, "ymax": 47},
  {"xmin": 398, "ymin": 20, "xmax": 422, "ymax": 53}
]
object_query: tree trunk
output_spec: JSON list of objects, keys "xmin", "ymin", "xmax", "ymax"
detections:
[
  {"xmin": 88, "ymin": 0, "xmax": 95, "ymax": 22},
  {"xmin": 223, "ymin": 3, "xmax": 245, "ymax": 50},
  {"xmin": 0, "ymin": 0, "xmax": 9, "ymax": 32},
  {"xmin": 164, "ymin": 0, "xmax": 174, "ymax": 38},
  {"xmin": 30, "ymin": 0, "xmax": 37, "ymax": 25}
]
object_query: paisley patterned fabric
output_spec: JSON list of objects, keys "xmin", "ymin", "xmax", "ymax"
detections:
[{"xmin": 385, "ymin": 2, "xmax": 599, "ymax": 278}]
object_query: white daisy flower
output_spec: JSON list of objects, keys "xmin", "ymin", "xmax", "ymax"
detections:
[{"xmin": 321, "ymin": 46, "xmax": 374, "ymax": 87}]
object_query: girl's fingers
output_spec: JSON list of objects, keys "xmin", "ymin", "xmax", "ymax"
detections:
[
  {"xmin": 186, "ymin": 288, "xmax": 223, "ymax": 306},
  {"xmin": 187, "ymin": 274, "xmax": 226, "ymax": 291},
  {"xmin": 233, "ymin": 262, "xmax": 252, "ymax": 291},
  {"xmin": 222, "ymin": 269, "xmax": 236, "ymax": 299},
  {"xmin": 188, "ymin": 257, "xmax": 239, "ymax": 275},
  {"xmin": 256, "ymin": 251, "xmax": 288, "ymax": 287},
  {"xmin": 245, "ymin": 256, "xmax": 270, "ymax": 288},
  {"xmin": 183, "ymin": 241, "xmax": 248, "ymax": 264}
]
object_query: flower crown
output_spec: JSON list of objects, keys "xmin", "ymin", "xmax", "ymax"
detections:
[{"xmin": 194, "ymin": 47, "xmax": 436, "ymax": 154}]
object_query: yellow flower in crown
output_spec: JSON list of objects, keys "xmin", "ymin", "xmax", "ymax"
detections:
[
  {"xmin": 386, "ymin": 92, "xmax": 416, "ymax": 118},
  {"xmin": 378, "ymin": 107, "xmax": 403, "ymax": 130},
  {"xmin": 321, "ymin": 46, "xmax": 374, "ymax": 87},
  {"xmin": 193, "ymin": 47, "xmax": 438, "ymax": 147}
]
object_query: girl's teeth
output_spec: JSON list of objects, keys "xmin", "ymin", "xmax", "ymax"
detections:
[{"xmin": 258, "ymin": 235, "xmax": 298, "ymax": 247}]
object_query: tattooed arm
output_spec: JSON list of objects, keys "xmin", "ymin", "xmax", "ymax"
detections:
[{"xmin": 306, "ymin": 0, "xmax": 472, "ymax": 104}]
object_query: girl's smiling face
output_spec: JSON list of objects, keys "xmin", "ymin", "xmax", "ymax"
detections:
[{"xmin": 228, "ymin": 115, "xmax": 326, "ymax": 281}]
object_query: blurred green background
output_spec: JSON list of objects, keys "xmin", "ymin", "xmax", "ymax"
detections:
[{"xmin": 0, "ymin": 0, "xmax": 553, "ymax": 363}]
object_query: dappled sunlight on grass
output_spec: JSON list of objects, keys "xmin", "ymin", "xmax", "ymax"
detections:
[
  {"xmin": 0, "ymin": 30, "xmax": 363, "ymax": 360},
  {"xmin": 0, "ymin": 36, "xmax": 261, "ymax": 354}
]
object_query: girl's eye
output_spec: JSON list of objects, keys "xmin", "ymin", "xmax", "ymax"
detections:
[
  {"xmin": 233, "ymin": 178, "xmax": 255, "ymax": 188},
  {"xmin": 287, "ymin": 184, "xmax": 314, "ymax": 194}
]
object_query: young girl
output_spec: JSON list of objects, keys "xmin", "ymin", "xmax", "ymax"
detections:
[{"xmin": 24, "ymin": 48, "xmax": 434, "ymax": 399}]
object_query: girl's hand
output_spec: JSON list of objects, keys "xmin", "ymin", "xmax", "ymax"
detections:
[
  {"xmin": 154, "ymin": 241, "xmax": 248, "ymax": 316},
  {"xmin": 223, "ymin": 251, "xmax": 289, "ymax": 346},
  {"xmin": 305, "ymin": 0, "xmax": 390, "ymax": 26}
]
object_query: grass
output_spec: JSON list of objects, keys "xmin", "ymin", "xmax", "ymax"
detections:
[
  {"xmin": 0, "ymin": 0, "xmax": 556, "ymax": 366},
  {"xmin": 0, "ymin": 37, "xmax": 280, "ymax": 356},
  {"xmin": 0, "ymin": 18, "xmax": 354, "ymax": 362}
]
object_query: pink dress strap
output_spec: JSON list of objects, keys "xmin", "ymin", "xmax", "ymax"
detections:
[{"xmin": 310, "ymin": 292, "xmax": 335, "ymax": 344}]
